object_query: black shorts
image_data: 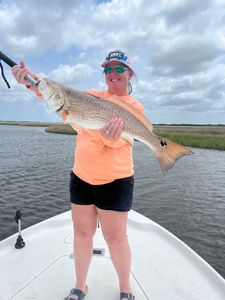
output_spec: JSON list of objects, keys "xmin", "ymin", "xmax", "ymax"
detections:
[{"xmin": 69, "ymin": 171, "xmax": 134, "ymax": 212}]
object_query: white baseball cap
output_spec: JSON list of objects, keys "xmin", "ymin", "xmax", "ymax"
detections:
[{"xmin": 101, "ymin": 49, "xmax": 132, "ymax": 69}]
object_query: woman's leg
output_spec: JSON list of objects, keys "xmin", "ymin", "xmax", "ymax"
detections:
[
  {"xmin": 97, "ymin": 208, "xmax": 132, "ymax": 294},
  {"xmin": 71, "ymin": 204, "xmax": 98, "ymax": 292}
]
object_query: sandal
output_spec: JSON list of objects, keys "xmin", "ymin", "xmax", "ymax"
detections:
[
  {"xmin": 120, "ymin": 292, "xmax": 135, "ymax": 299},
  {"xmin": 64, "ymin": 286, "xmax": 88, "ymax": 300}
]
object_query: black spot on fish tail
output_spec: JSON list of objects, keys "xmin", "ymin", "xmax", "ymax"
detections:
[{"xmin": 160, "ymin": 140, "xmax": 167, "ymax": 147}]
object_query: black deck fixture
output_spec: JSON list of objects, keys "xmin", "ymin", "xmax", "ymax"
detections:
[{"xmin": 14, "ymin": 210, "xmax": 26, "ymax": 249}]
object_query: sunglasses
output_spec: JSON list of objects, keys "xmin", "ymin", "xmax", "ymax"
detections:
[{"xmin": 103, "ymin": 65, "xmax": 128, "ymax": 74}]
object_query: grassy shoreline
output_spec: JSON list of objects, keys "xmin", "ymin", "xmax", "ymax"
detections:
[
  {"xmin": 1, "ymin": 121, "xmax": 225, "ymax": 150},
  {"xmin": 45, "ymin": 124, "xmax": 76, "ymax": 135},
  {"xmin": 154, "ymin": 125, "xmax": 225, "ymax": 151},
  {"xmin": 0, "ymin": 121, "xmax": 54, "ymax": 127}
]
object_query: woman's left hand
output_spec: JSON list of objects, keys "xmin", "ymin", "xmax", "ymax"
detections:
[{"xmin": 100, "ymin": 117, "xmax": 124, "ymax": 140}]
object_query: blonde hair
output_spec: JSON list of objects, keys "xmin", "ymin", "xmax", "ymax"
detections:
[{"xmin": 128, "ymin": 68, "xmax": 136, "ymax": 95}]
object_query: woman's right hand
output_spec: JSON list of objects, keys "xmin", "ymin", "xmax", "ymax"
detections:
[{"xmin": 12, "ymin": 60, "xmax": 37, "ymax": 86}]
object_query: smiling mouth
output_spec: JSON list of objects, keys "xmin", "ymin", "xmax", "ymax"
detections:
[{"xmin": 111, "ymin": 78, "xmax": 120, "ymax": 82}]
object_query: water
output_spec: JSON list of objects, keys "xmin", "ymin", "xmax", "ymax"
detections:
[{"xmin": 0, "ymin": 126, "xmax": 224, "ymax": 279}]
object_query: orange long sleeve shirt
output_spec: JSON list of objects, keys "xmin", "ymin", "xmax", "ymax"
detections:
[{"xmin": 73, "ymin": 90, "xmax": 144, "ymax": 185}]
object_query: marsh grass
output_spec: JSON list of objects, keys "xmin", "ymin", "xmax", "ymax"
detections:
[
  {"xmin": 46, "ymin": 124, "xmax": 225, "ymax": 150},
  {"xmin": 154, "ymin": 125, "xmax": 225, "ymax": 150},
  {"xmin": 45, "ymin": 124, "xmax": 76, "ymax": 135},
  {"xmin": 1, "ymin": 121, "xmax": 225, "ymax": 150},
  {"xmin": 0, "ymin": 121, "xmax": 53, "ymax": 127}
]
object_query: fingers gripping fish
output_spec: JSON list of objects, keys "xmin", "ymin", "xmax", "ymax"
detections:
[{"xmin": 39, "ymin": 78, "xmax": 192, "ymax": 171}]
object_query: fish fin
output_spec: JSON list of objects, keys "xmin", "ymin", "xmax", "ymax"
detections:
[
  {"xmin": 152, "ymin": 136, "xmax": 193, "ymax": 171},
  {"xmin": 121, "ymin": 135, "xmax": 134, "ymax": 146},
  {"xmin": 103, "ymin": 95, "xmax": 153, "ymax": 132},
  {"xmin": 61, "ymin": 111, "xmax": 82, "ymax": 133},
  {"xmin": 69, "ymin": 123, "xmax": 82, "ymax": 134},
  {"xmin": 61, "ymin": 111, "xmax": 69, "ymax": 123}
]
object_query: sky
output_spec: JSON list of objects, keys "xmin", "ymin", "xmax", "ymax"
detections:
[{"xmin": 0, "ymin": 0, "xmax": 225, "ymax": 124}]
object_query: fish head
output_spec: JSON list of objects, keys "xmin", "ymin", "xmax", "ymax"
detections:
[{"xmin": 39, "ymin": 78, "xmax": 66, "ymax": 112}]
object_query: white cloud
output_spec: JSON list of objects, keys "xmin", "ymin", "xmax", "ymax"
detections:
[
  {"xmin": 0, "ymin": 70, "xmax": 35, "ymax": 103},
  {"xmin": 0, "ymin": 0, "xmax": 225, "ymax": 123},
  {"xmin": 48, "ymin": 63, "xmax": 97, "ymax": 85}
]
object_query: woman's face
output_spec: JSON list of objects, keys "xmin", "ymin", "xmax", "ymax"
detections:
[{"xmin": 104, "ymin": 61, "xmax": 132, "ymax": 96}]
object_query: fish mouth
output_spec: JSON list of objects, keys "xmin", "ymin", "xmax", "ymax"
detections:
[{"xmin": 39, "ymin": 79, "xmax": 47, "ymax": 96}]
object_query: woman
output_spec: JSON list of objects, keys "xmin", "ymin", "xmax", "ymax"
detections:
[{"xmin": 12, "ymin": 49, "xmax": 144, "ymax": 300}]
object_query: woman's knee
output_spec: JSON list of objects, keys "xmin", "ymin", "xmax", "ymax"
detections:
[
  {"xmin": 74, "ymin": 225, "xmax": 96, "ymax": 241},
  {"xmin": 104, "ymin": 233, "xmax": 127, "ymax": 249}
]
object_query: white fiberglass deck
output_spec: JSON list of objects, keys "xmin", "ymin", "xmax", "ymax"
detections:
[{"xmin": 0, "ymin": 210, "xmax": 225, "ymax": 300}]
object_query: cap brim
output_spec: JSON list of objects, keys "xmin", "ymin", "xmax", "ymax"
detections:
[{"xmin": 101, "ymin": 59, "xmax": 130, "ymax": 68}]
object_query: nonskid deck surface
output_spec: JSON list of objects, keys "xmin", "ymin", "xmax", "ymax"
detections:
[{"xmin": 0, "ymin": 210, "xmax": 225, "ymax": 300}]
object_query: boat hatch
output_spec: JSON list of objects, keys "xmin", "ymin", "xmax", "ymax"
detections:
[
  {"xmin": 93, "ymin": 248, "xmax": 105, "ymax": 256},
  {"xmin": 70, "ymin": 248, "xmax": 106, "ymax": 259}
]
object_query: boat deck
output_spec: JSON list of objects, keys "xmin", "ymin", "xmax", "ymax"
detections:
[{"xmin": 0, "ymin": 210, "xmax": 225, "ymax": 299}]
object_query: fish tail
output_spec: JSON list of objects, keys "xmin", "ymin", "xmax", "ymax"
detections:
[{"xmin": 152, "ymin": 136, "xmax": 193, "ymax": 171}]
